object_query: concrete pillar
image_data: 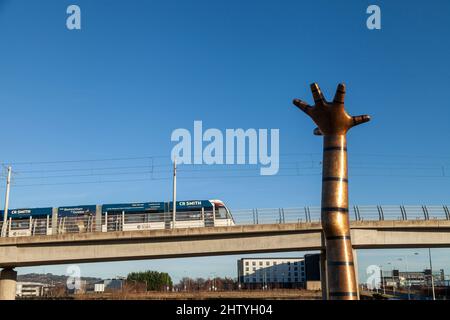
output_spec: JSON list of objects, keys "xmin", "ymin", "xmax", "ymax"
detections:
[
  {"xmin": 320, "ymin": 249, "xmax": 328, "ymax": 300},
  {"xmin": 0, "ymin": 268, "xmax": 17, "ymax": 300},
  {"xmin": 353, "ymin": 248, "xmax": 360, "ymax": 300}
]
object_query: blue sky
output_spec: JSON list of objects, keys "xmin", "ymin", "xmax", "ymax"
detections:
[{"xmin": 1, "ymin": 0, "xmax": 450, "ymax": 283}]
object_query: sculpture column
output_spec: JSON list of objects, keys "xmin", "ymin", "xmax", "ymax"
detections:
[
  {"xmin": 0, "ymin": 267, "xmax": 17, "ymax": 300},
  {"xmin": 293, "ymin": 83, "xmax": 370, "ymax": 300}
]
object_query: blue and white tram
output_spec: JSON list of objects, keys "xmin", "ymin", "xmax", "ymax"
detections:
[
  {"xmin": 0, "ymin": 199, "xmax": 235, "ymax": 237},
  {"xmin": 0, "ymin": 207, "xmax": 53, "ymax": 237},
  {"xmin": 101, "ymin": 202, "xmax": 166, "ymax": 232},
  {"xmin": 101, "ymin": 199, "xmax": 235, "ymax": 232},
  {"xmin": 57, "ymin": 205, "xmax": 97, "ymax": 234}
]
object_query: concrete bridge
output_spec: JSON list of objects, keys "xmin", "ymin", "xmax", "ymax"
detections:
[{"xmin": 1, "ymin": 219, "xmax": 450, "ymax": 299}]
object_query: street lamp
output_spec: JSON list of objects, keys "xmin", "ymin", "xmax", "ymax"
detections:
[
  {"xmin": 428, "ymin": 248, "xmax": 436, "ymax": 301},
  {"xmin": 398, "ymin": 252, "xmax": 419, "ymax": 300},
  {"xmin": 387, "ymin": 262, "xmax": 396, "ymax": 295},
  {"xmin": 405, "ymin": 250, "xmax": 436, "ymax": 300},
  {"xmin": 210, "ymin": 272, "xmax": 217, "ymax": 291},
  {"xmin": 379, "ymin": 265, "xmax": 386, "ymax": 295}
]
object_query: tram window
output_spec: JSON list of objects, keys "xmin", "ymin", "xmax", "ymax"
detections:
[
  {"xmin": 125, "ymin": 212, "xmax": 146, "ymax": 223},
  {"xmin": 11, "ymin": 220, "xmax": 30, "ymax": 230},
  {"xmin": 216, "ymin": 207, "xmax": 228, "ymax": 219}
]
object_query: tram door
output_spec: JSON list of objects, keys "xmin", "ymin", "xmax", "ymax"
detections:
[{"xmin": 204, "ymin": 207, "xmax": 215, "ymax": 227}]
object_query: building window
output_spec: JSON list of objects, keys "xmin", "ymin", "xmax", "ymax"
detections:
[
  {"xmin": 266, "ymin": 261, "xmax": 270, "ymax": 266},
  {"xmin": 259, "ymin": 261, "xmax": 263, "ymax": 266},
  {"xmin": 252, "ymin": 262, "xmax": 256, "ymax": 266},
  {"xmin": 245, "ymin": 261, "xmax": 249, "ymax": 266}
]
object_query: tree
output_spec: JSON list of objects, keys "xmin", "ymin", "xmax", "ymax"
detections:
[{"xmin": 127, "ymin": 270, "xmax": 173, "ymax": 291}]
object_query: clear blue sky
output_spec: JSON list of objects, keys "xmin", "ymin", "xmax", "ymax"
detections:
[{"xmin": 0, "ymin": 0, "xmax": 449, "ymax": 283}]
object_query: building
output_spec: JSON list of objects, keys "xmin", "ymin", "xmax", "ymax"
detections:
[
  {"xmin": 94, "ymin": 283, "xmax": 105, "ymax": 293},
  {"xmin": 381, "ymin": 269, "xmax": 445, "ymax": 288},
  {"xmin": 92, "ymin": 278, "xmax": 125, "ymax": 293},
  {"xmin": 237, "ymin": 254, "xmax": 321, "ymax": 289},
  {"xmin": 16, "ymin": 282, "xmax": 51, "ymax": 298},
  {"xmin": 304, "ymin": 253, "xmax": 322, "ymax": 290}
]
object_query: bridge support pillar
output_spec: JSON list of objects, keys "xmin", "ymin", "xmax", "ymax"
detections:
[
  {"xmin": 0, "ymin": 268, "xmax": 17, "ymax": 300},
  {"xmin": 320, "ymin": 250, "xmax": 328, "ymax": 300},
  {"xmin": 353, "ymin": 248, "xmax": 360, "ymax": 299}
]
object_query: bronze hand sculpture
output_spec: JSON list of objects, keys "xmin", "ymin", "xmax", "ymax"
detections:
[{"xmin": 293, "ymin": 83, "xmax": 370, "ymax": 300}]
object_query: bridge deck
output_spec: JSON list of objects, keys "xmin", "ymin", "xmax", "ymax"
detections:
[{"xmin": 0, "ymin": 220, "xmax": 449, "ymax": 267}]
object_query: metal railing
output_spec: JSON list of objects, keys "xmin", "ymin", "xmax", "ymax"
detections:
[
  {"xmin": 0, "ymin": 205, "xmax": 449, "ymax": 238},
  {"xmin": 231, "ymin": 205, "xmax": 450, "ymax": 224}
]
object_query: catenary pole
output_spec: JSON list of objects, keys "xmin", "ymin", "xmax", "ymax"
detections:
[
  {"xmin": 1, "ymin": 166, "xmax": 12, "ymax": 237},
  {"xmin": 172, "ymin": 157, "xmax": 177, "ymax": 228}
]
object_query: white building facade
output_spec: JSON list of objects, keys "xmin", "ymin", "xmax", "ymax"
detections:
[
  {"xmin": 16, "ymin": 282, "xmax": 49, "ymax": 298},
  {"xmin": 237, "ymin": 257, "xmax": 306, "ymax": 288}
]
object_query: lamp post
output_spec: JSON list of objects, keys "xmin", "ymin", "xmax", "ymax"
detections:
[
  {"xmin": 1, "ymin": 166, "xmax": 12, "ymax": 238},
  {"xmin": 379, "ymin": 265, "xmax": 386, "ymax": 295},
  {"xmin": 428, "ymin": 248, "xmax": 436, "ymax": 301},
  {"xmin": 398, "ymin": 252, "xmax": 418, "ymax": 300},
  {"xmin": 172, "ymin": 157, "xmax": 177, "ymax": 228},
  {"xmin": 387, "ymin": 262, "xmax": 396, "ymax": 295},
  {"xmin": 210, "ymin": 272, "xmax": 217, "ymax": 291},
  {"xmin": 397, "ymin": 258, "xmax": 408, "ymax": 299}
]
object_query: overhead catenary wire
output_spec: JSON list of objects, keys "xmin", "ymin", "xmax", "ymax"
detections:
[{"xmin": 0, "ymin": 152, "xmax": 449, "ymax": 188}]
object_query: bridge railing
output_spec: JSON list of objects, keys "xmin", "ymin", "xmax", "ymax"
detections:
[
  {"xmin": 0, "ymin": 205, "xmax": 449, "ymax": 237},
  {"xmin": 231, "ymin": 205, "xmax": 450, "ymax": 224}
]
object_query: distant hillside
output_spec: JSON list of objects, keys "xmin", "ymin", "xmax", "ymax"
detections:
[{"xmin": 18, "ymin": 273, "xmax": 102, "ymax": 286}]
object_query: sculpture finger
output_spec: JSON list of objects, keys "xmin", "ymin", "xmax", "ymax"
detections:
[
  {"xmin": 310, "ymin": 83, "xmax": 326, "ymax": 105},
  {"xmin": 352, "ymin": 115, "xmax": 371, "ymax": 127},
  {"xmin": 293, "ymin": 99, "xmax": 313, "ymax": 116},
  {"xmin": 313, "ymin": 127, "xmax": 323, "ymax": 136},
  {"xmin": 333, "ymin": 83, "xmax": 346, "ymax": 105}
]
